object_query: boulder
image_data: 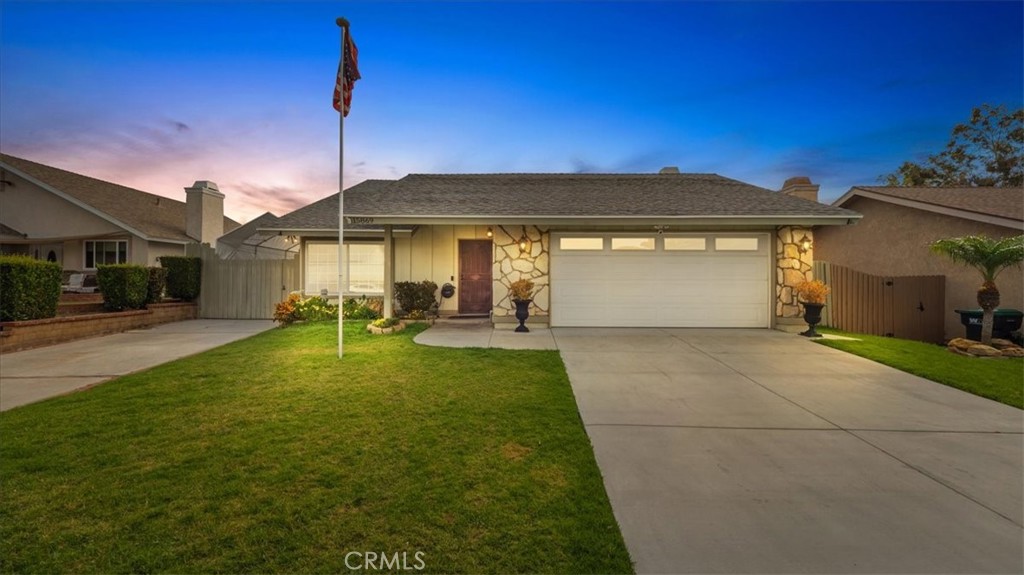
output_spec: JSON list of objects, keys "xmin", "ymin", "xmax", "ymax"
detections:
[
  {"xmin": 966, "ymin": 344, "xmax": 1002, "ymax": 357},
  {"xmin": 999, "ymin": 347, "xmax": 1024, "ymax": 358},
  {"xmin": 990, "ymin": 338, "xmax": 1019, "ymax": 350},
  {"xmin": 947, "ymin": 338, "xmax": 976, "ymax": 352}
]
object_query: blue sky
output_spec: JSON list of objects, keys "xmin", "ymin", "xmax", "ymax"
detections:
[{"xmin": 2, "ymin": 1, "xmax": 1021, "ymax": 223}]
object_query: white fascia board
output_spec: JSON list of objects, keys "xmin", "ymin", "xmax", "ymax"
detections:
[
  {"xmin": 337, "ymin": 215, "xmax": 861, "ymax": 227},
  {"xmin": 835, "ymin": 187, "xmax": 1023, "ymax": 230},
  {"xmin": 1, "ymin": 161, "xmax": 157, "ymax": 241},
  {"xmin": 254, "ymin": 227, "xmax": 414, "ymax": 238}
]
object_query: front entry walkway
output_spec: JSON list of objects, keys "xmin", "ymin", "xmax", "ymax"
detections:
[
  {"xmin": 553, "ymin": 328, "xmax": 1022, "ymax": 574},
  {"xmin": 413, "ymin": 319, "xmax": 557, "ymax": 350}
]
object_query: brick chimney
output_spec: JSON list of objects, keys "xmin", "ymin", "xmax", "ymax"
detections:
[
  {"xmin": 779, "ymin": 176, "xmax": 820, "ymax": 203},
  {"xmin": 185, "ymin": 180, "xmax": 225, "ymax": 244}
]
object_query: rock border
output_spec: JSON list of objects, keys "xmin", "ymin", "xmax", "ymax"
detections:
[
  {"xmin": 366, "ymin": 321, "xmax": 406, "ymax": 335},
  {"xmin": 947, "ymin": 337, "xmax": 1024, "ymax": 358}
]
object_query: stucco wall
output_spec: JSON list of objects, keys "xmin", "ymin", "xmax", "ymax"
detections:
[
  {"xmin": 814, "ymin": 196, "xmax": 1024, "ymax": 339},
  {"xmin": 0, "ymin": 173, "xmax": 124, "ymax": 239}
]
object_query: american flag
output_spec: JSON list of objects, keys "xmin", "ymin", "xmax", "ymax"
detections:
[{"xmin": 333, "ymin": 30, "xmax": 361, "ymax": 116}]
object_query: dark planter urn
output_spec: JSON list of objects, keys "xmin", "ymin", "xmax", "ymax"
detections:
[
  {"xmin": 800, "ymin": 302, "xmax": 825, "ymax": 337},
  {"xmin": 513, "ymin": 299, "xmax": 532, "ymax": 332}
]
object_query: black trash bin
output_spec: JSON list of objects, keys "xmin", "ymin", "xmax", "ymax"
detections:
[{"xmin": 954, "ymin": 308, "xmax": 1023, "ymax": 341}]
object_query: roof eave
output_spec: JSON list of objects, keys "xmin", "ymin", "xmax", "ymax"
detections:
[
  {"xmin": 342, "ymin": 214, "xmax": 861, "ymax": 226},
  {"xmin": 835, "ymin": 187, "xmax": 1024, "ymax": 230}
]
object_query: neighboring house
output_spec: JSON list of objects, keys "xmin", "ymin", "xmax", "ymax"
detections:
[
  {"xmin": 0, "ymin": 154, "xmax": 240, "ymax": 271},
  {"xmin": 215, "ymin": 212, "xmax": 296, "ymax": 260},
  {"xmin": 814, "ymin": 186, "xmax": 1024, "ymax": 340},
  {"xmin": 261, "ymin": 170, "xmax": 860, "ymax": 329}
]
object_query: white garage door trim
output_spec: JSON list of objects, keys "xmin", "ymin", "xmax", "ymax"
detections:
[{"xmin": 550, "ymin": 232, "xmax": 772, "ymax": 328}]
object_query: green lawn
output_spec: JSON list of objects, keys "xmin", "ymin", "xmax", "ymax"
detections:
[
  {"xmin": 0, "ymin": 322, "xmax": 633, "ymax": 574},
  {"xmin": 815, "ymin": 328, "xmax": 1024, "ymax": 409}
]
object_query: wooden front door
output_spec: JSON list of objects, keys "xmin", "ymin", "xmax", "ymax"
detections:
[{"xmin": 458, "ymin": 239, "xmax": 493, "ymax": 315}]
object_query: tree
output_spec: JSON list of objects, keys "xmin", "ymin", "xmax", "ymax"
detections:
[
  {"xmin": 883, "ymin": 104, "xmax": 1023, "ymax": 187},
  {"xmin": 930, "ymin": 235, "xmax": 1024, "ymax": 345}
]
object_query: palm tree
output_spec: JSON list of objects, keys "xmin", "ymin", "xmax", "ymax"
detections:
[{"xmin": 930, "ymin": 235, "xmax": 1024, "ymax": 344}]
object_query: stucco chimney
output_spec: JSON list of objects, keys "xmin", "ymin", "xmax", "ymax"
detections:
[
  {"xmin": 779, "ymin": 176, "xmax": 820, "ymax": 203},
  {"xmin": 185, "ymin": 180, "xmax": 225, "ymax": 244},
  {"xmin": 659, "ymin": 166, "xmax": 680, "ymax": 174}
]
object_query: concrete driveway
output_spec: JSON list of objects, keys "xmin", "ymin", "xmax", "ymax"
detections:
[
  {"xmin": 0, "ymin": 319, "xmax": 275, "ymax": 411},
  {"xmin": 553, "ymin": 328, "xmax": 1023, "ymax": 574}
]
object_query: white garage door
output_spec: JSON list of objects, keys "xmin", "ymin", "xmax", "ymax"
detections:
[{"xmin": 550, "ymin": 233, "xmax": 771, "ymax": 328}]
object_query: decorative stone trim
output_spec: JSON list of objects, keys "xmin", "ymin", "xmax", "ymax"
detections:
[
  {"xmin": 775, "ymin": 226, "xmax": 814, "ymax": 319},
  {"xmin": 366, "ymin": 321, "xmax": 407, "ymax": 335},
  {"xmin": 491, "ymin": 225, "xmax": 550, "ymax": 319}
]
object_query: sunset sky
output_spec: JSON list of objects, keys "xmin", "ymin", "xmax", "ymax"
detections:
[{"xmin": 2, "ymin": 1, "xmax": 1021, "ymax": 224}]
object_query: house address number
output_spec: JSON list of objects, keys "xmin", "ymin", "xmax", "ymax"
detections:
[{"xmin": 347, "ymin": 217, "xmax": 375, "ymax": 224}]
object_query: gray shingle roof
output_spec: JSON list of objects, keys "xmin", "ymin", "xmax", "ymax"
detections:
[
  {"xmin": 846, "ymin": 186, "xmax": 1023, "ymax": 222},
  {"xmin": 266, "ymin": 173, "xmax": 857, "ymax": 231},
  {"xmin": 1, "ymin": 154, "xmax": 241, "ymax": 242}
]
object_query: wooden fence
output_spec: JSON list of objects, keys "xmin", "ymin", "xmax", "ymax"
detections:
[
  {"xmin": 186, "ymin": 244, "xmax": 300, "ymax": 319},
  {"xmin": 814, "ymin": 262, "xmax": 945, "ymax": 343}
]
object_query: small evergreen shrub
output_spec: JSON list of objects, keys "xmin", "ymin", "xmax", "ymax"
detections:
[
  {"xmin": 146, "ymin": 267, "xmax": 168, "ymax": 305},
  {"xmin": 97, "ymin": 264, "xmax": 149, "ymax": 311},
  {"xmin": 160, "ymin": 256, "xmax": 201, "ymax": 301},
  {"xmin": 0, "ymin": 255, "xmax": 61, "ymax": 321},
  {"xmin": 394, "ymin": 281, "xmax": 438, "ymax": 315}
]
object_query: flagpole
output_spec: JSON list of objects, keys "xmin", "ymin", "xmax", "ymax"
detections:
[{"xmin": 337, "ymin": 16, "xmax": 348, "ymax": 359}]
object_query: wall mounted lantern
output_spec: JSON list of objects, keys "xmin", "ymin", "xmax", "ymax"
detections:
[
  {"xmin": 798, "ymin": 234, "xmax": 813, "ymax": 254},
  {"xmin": 486, "ymin": 227, "xmax": 493, "ymax": 238},
  {"xmin": 518, "ymin": 233, "xmax": 530, "ymax": 252}
]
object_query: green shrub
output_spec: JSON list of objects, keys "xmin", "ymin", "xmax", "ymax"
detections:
[
  {"xmin": 160, "ymin": 256, "xmax": 201, "ymax": 301},
  {"xmin": 97, "ymin": 264, "xmax": 149, "ymax": 311},
  {"xmin": 146, "ymin": 267, "xmax": 168, "ymax": 305},
  {"xmin": 0, "ymin": 255, "xmax": 61, "ymax": 322},
  {"xmin": 394, "ymin": 280, "xmax": 438, "ymax": 315},
  {"xmin": 342, "ymin": 295, "xmax": 382, "ymax": 320},
  {"xmin": 295, "ymin": 295, "xmax": 339, "ymax": 322}
]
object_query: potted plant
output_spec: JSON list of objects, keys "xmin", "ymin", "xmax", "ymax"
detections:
[
  {"xmin": 509, "ymin": 279, "xmax": 535, "ymax": 332},
  {"xmin": 794, "ymin": 279, "xmax": 830, "ymax": 338}
]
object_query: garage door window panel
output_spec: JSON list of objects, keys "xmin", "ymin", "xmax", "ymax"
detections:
[
  {"xmin": 559, "ymin": 237, "xmax": 604, "ymax": 251},
  {"xmin": 664, "ymin": 237, "xmax": 706, "ymax": 251},
  {"xmin": 715, "ymin": 237, "xmax": 759, "ymax": 251},
  {"xmin": 611, "ymin": 237, "xmax": 654, "ymax": 251}
]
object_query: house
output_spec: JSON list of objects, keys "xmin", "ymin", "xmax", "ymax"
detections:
[
  {"xmin": 215, "ymin": 212, "xmax": 297, "ymax": 260},
  {"xmin": 0, "ymin": 154, "xmax": 240, "ymax": 271},
  {"xmin": 814, "ymin": 186, "xmax": 1024, "ymax": 340},
  {"xmin": 260, "ymin": 170, "xmax": 860, "ymax": 329}
]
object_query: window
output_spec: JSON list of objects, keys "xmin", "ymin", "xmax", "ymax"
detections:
[
  {"xmin": 305, "ymin": 242, "xmax": 338, "ymax": 295},
  {"xmin": 559, "ymin": 237, "xmax": 604, "ymax": 250},
  {"xmin": 611, "ymin": 237, "xmax": 655, "ymax": 251},
  {"xmin": 346, "ymin": 244, "xmax": 385, "ymax": 293},
  {"xmin": 84, "ymin": 240, "xmax": 127, "ymax": 268},
  {"xmin": 304, "ymin": 241, "xmax": 385, "ymax": 295},
  {"xmin": 715, "ymin": 237, "xmax": 759, "ymax": 251},
  {"xmin": 664, "ymin": 237, "xmax": 706, "ymax": 251}
]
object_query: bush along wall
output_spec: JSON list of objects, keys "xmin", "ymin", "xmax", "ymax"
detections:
[
  {"xmin": 394, "ymin": 281, "xmax": 438, "ymax": 316},
  {"xmin": 97, "ymin": 264, "xmax": 149, "ymax": 311},
  {"xmin": 0, "ymin": 255, "xmax": 62, "ymax": 322},
  {"xmin": 146, "ymin": 267, "xmax": 168, "ymax": 305},
  {"xmin": 160, "ymin": 256, "xmax": 201, "ymax": 301}
]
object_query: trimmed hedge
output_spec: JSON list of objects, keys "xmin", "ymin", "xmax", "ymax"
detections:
[
  {"xmin": 97, "ymin": 264, "xmax": 149, "ymax": 311},
  {"xmin": 394, "ymin": 280, "xmax": 438, "ymax": 315},
  {"xmin": 146, "ymin": 267, "xmax": 168, "ymax": 304},
  {"xmin": 160, "ymin": 256, "xmax": 201, "ymax": 301},
  {"xmin": 0, "ymin": 255, "xmax": 62, "ymax": 322}
]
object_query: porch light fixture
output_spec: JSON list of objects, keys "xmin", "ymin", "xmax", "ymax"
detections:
[
  {"xmin": 486, "ymin": 227, "xmax": 493, "ymax": 238},
  {"xmin": 518, "ymin": 233, "xmax": 529, "ymax": 252},
  {"xmin": 798, "ymin": 234, "xmax": 813, "ymax": 254}
]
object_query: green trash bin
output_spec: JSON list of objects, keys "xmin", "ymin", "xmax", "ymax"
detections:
[{"xmin": 954, "ymin": 309, "xmax": 1023, "ymax": 341}]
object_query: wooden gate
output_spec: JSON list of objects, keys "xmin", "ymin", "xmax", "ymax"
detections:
[
  {"xmin": 814, "ymin": 262, "xmax": 945, "ymax": 343},
  {"xmin": 186, "ymin": 244, "xmax": 300, "ymax": 319}
]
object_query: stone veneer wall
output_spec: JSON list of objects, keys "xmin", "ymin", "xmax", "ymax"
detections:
[
  {"xmin": 491, "ymin": 225, "xmax": 550, "ymax": 319},
  {"xmin": 776, "ymin": 226, "xmax": 814, "ymax": 319}
]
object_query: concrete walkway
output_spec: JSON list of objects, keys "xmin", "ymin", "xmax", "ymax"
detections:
[
  {"xmin": 413, "ymin": 319, "xmax": 558, "ymax": 350},
  {"xmin": 0, "ymin": 319, "xmax": 275, "ymax": 411},
  {"xmin": 414, "ymin": 323, "xmax": 1023, "ymax": 573}
]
